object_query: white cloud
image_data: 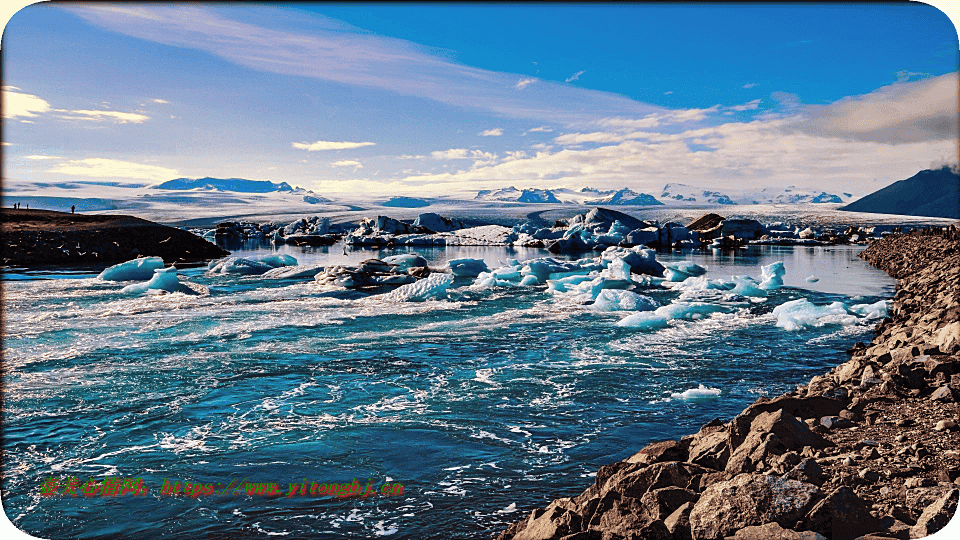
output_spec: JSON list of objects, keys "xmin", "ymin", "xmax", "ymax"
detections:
[
  {"xmin": 565, "ymin": 70, "xmax": 585, "ymax": 83},
  {"xmin": 50, "ymin": 158, "xmax": 179, "ymax": 181},
  {"xmin": 65, "ymin": 109, "xmax": 151, "ymax": 123},
  {"xmin": 24, "ymin": 155, "xmax": 61, "ymax": 160},
  {"xmin": 430, "ymin": 148, "xmax": 497, "ymax": 161},
  {"xmin": 799, "ymin": 72, "xmax": 958, "ymax": 143},
  {"xmin": 330, "ymin": 160, "xmax": 362, "ymax": 169},
  {"xmin": 393, "ymin": 116, "xmax": 955, "ymax": 196},
  {"xmin": 152, "ymin": 98, "xmax": 170, "ymax": 104},
  {"xmin": 479, "ymin": 128, "xmax": 503, "ymax": 136},
  {"xmin": 396, "ymin": 154, "xmax": 426, "ymax": 159},
  {"xmin": 2, "ymin": 89, "xmax": 51, "ymax": 118},
  {"xmin": 515, "ymin": 77, "xmax": 537, "ymax": 90},
  {"xmin": 895, "ymin": 70, "xmax": 929, "ymax": 83},
  {"xmin": 726, "ymin": 99, "xmax": 762, "ymax": 112},
  {"xmin": 67, "ymin": 6, "xmax": 665, "ymax": 125},
  {"xmin": 664, "ymin": 91, "xmax": 674, "ymax": 95},
  {"xmin": 292, "ymin": 140, "xmax": 376, "ymax": 151},
  {"xmin": 743, "ymin": 83, "xmax": 757, "ymax": 89},
  {"xmin": 527, "ymin": 126, "xmax": 553, "ymax": 133}
]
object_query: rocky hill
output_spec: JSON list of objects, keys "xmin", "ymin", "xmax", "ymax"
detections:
[
  {"xmin": 1, "ymin": 209, "xmax": 229, "ymax": 267},
  {"xmin": 840, "ymin": 167, "xmax": 960, "ymax": 219},
  {"xmin": 495, "ymin": 228, "xmax": 960, "ymax": 540}
]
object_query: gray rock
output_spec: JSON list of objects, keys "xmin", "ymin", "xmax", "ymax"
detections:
[
  {"xmin": 930, "ymin": 385, "xmax": 956, "ymax": 402},
  {"xmin": 689, "ymin": 474, "xmax": 821, "ymax": 540}
]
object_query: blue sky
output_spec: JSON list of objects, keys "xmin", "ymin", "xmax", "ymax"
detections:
[{"xmin": 2, "ymin": 2, "xmax": 958, "ymax": 197}]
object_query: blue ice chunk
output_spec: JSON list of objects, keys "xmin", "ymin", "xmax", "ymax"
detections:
[
  {"xmin": 121, "ymin": 266, "xmax": 195, "ymax": 295},
  {"xmin": 662, "ymin": 261, "xmax": 707, "ymax": 282},
  {"xmin": 759, "ymin": 261, "xmax": 786, "ymax": 290},
  {"xmin": 730, "ymin": 276, "xmax": 767, "ymax": 297},
  {"xmin": 617, "ymin": 312, "xmax": 670, "ymax": 330},
  {"xmin": 257, "ymin": 254, "xmax": 298, "ymax": 268},
  {"xmin": 519, "ymin": 275, "xmax": 540, "ymax": 286},
  {"xmin": 98, "ymin": 257, "xmax": 165, "ymax": 281},
  {"xmin": 446, "ymin": 258, "xmax": 488, "ymax": 277}
]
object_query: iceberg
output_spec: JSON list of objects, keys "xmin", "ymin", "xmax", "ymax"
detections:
[
  {"xmin": 382, "ymin": 254, "xmax": 429, "ymax": 271},
  {"xmin": 207, "ymin": 257, "xmax": 276, "ymax": 275},
  {"xmin": 601, "ymin": 246, "xmax": 664, "ymax": 277},
  {"xmin": 670, "ymin": 384, "xmax": 722, "ymax": 400},
  {"xmin": 380, "ymin": 273, "xmax": 455, "ymax": 302},
  {"xmin": 121, "ymin": 266, "xmax": 196, "ymax": 295},
  {"xmin": 759, "ymin": 261, "xmax": 786, "ymax": 289},
  {"xmin": 772, "ymin": 299, "xmax": 853, "ymax": 331},
  {"xmin": 98, "ymin": 257, "xmax": 165, "ymax": 281},
  {"xmin": 730, "ymin": 276, "xmax": 767, "ymax": 297},
  {"xmin": 262, "ymin": 264, "xmax": 325, "ymax": 280},
  {"xmin": 662, "ymin": 261, "xmax": 707, "ymax": 282},
  {"xmin": 805, "ymin": 275, "xmax": 820, "ymax": 283},
  {"xmin": 446, "ymin": 258, "xmax": 489, "ymax": 277},
  {"xmin": 849, "ymin": 300, "xmax": 890, "ymax": 319},
  {"xmin": 592, "ymin": 290, "xmax": 658, "ymax": 312},
  {"xmin": 257, "ymin": 254, "xmax": 298, "ymax": 268}
]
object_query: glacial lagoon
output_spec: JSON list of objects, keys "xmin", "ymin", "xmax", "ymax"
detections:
[{"xmin": 2, "ymin": 244, "xmax": 896, "ymax": 538}]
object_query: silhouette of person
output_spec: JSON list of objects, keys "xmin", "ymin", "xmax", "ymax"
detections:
[{"xmin": 71, "ymin": 205, "xmax": 75, "ymax": 213}]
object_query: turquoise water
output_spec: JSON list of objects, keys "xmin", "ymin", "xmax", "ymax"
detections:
[{"xmin": 2, "ymin": 244, "xmax": 895, "ymax": 539}]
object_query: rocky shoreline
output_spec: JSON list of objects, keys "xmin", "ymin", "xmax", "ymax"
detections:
[
  {"xmin": 1, "ymin": 209, "xmax": 229, "ymax": 267},
  {"xmin": 495, "ymin": 231, "xmax": 959, "ymax": 540}
]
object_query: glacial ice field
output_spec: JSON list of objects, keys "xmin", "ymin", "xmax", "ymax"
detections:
[{"xmin": 2, "ymin": 243, "xmax": 896, "ymax": 539}]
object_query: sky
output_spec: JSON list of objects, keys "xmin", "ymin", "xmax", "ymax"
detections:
[{"xmin": 2, "ymin": 2, "xmax": 959, "ymax": 198}]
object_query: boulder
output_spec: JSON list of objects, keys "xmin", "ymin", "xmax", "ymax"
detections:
[
  {"xmin": 724, "ymin": 522, "xmax": 826, "ymax": 539},
  {"xmin": 909, "ymin": 489, "xmax": 958, "ymax": 538},
  {"xmin": 727, "ymin": 410, "xmax": 832, "ymax": 474},
  {"xmin": 801, "ymin": 486, "xmax": 882, "ymax": 540},
  {"xmin": 626, "ymin": 439, "xmax": 689, "ymax": 466},
  {"xmin": 665, "ymin": 501, "xmax": 695, "ymax": 540},
  {"xmin": 689, "ymin": 474, "xmax": 821, "ymax": 540},
  {"xmin": 413, "ymin": 212, "xmax": 463, "ymax": 233}
]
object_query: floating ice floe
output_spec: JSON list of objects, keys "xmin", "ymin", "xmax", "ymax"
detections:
[
  {"xmin": 848, "ymin": 300, "xmax": 890, "ymax": 319},
  {"xmin": 98, "ymin": 256, "xmax": 165, "ymax": 281},
  {"xmin": 662, "ymin": 261, "xmax": 707, "ymax": 282},
  {"xmin": 445, "ymin": 258, "xmax": 489, "ymax": 278},
  {"xmin": 207, "ymin": 254, "xmax": 298, "ymax": 275},
  {"xmin": 592, "ymin": 290, "xmax": 658, "ymax": 312},
  {"xmin": 772, "ymin": 298, "xmax": 857, "ymax": 331},
  {"xmin": 382, "ymin": 254, "xmax": 428, "ymax": 271},
  {"xmin": 121, "ymin": 266, "xmax": 200, "ymax": 295},
  {"xmin": 805, "ymin": 275, "xmax": 820, "ymax": 283},
  {"xmin": 617, "ymin": 312, "xmax": 670, "ymax": 330},
  {"xmin": 262, "ymin": 264, "xmax": 325, "ymax": 280},
  {"xmin": 379, "ymin": 273, "xmax": 455, "ymax": 302}
]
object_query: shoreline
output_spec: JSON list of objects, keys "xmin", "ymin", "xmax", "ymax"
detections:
[{"xmin": 495, "ymin": 231, "xmax": 960, "ymax": 540}]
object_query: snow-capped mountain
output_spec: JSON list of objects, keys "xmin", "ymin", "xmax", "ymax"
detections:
[
  {"xmin": 475, "ymin": 187, "xmax": 561, "ymax": 203},
  {"xmin": 737, "ymin": 186, "xmax": 852, "ymax": 205},
  {"xmin": 155, "ymin": 177, "xmax": 303, "ymax": 193},
  {"xmin": 660, "ymin": 183, "xmax": 736, "ymax": 205},
  {"xmin": 585, "ymin": 188, "xmax": 663, "ymax": 206}
]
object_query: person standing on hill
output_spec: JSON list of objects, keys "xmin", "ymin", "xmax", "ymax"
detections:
[{"xmin": 71, "ymin": 205, "xmax": 75, "ymax": 213}]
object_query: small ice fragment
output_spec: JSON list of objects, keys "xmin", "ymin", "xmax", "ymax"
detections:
[
  {"xmin": 382, "ymin": 254, "xmax": 428, "ymax": 271},
  {"xmin": 805, "ymin": 275, "xmax": 819, "ymax": 283},
  {"xmin": 670, "ymin": 384, "xmax": 722, "ymax": 400}
]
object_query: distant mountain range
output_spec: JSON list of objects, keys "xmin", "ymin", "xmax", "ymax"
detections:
[
  {"xmin": 156, "ymin": 177, "xmax": 299, "ymax": 193},
  {"xmin": 473, "ymin": 184, "xmax": 851, "ymax": 206},
  {"xmin": 475, "ymin": 187, "xmax": 561, "ymax": 203},
  {"xmin": 660, "ymin": 183, "xmax": 736, "ymax": 205},
  {"xmin": 839, "ymin": 167, "xmax": 960, "ymax": 219}
]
